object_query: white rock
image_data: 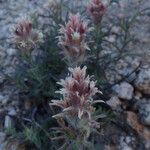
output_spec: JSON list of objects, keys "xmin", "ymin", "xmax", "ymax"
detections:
[
  {"xmin": 119, "ymin": 136, "xmax": 133, "ymax": 150},
  {"xmin": 134, "ymin": 67, "xmax": 150, "ymax": 95},
  {"xmin": 106, "ymin": 96, "xmax": 121, "ymax": 110},
  {"xmin": 106, "ymin": 35, "xmax": 116, "ymax": 43},
  {"xmin": 138, "ymin": 101, "xmax": 150, "ymax": 126},
  {"xmin": 4, "ymin": 115, "xmax": 13, "ymax": 128},
  {"xmin": 6, "ymin": 48, "xmax": 17, "ymax": 56},
  {"xmin": 111, "ymin": 26, "xmax": 120, "ymax": 34},
  {"xmin": 112, "ymin": 82, "xmax": 134, "ymax": 100},
  {"xmin": 8, "ymin": 107, "xmax": 17, "ymax": 116},
  {"xmin": 0, "ymin": 95, "xmax": 9, "ymax": 104}
]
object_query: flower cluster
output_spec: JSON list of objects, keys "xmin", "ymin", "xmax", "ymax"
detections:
[
  {"xmin": 50, "ymin": 66, "xmax": 103, "ymax": 148},
  {"xmin": 58, "ymin": 14, "xmax": 90, "ymax": 65},
  {"xmin": 13, "ymin": 19, "xmax": 43, "ymax": 52},
  {"xmin": 87, "ymin": 0, "xmax": 106, "ymax": 24}
]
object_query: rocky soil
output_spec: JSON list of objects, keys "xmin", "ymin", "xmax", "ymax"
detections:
[{"xmin": 0, "ymin": 0, "xmax": 150, "ymax": 150}]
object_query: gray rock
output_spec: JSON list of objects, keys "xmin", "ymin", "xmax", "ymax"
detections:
[
  {"xmin": 106, "ymin": 96, "xmax": 121, "ymax": 110},
  {"xmin": 0, "ymin": 132, "xmax": 6, "ymax": 150},
  {"xmin": 0, "ymin": 50, "xmax": 6, "ymax": 65},
  {"xmin": 8, "ymin": 107, "xmax": 17, "ymax": 116},
  {"xmin": 112, "ymin": 82, "xmax": 134, "ymax": 100},
  {"xmin": 138, "ymin": 101, "xmax": 150, "ymax": 126},
  {"xmin": 105, "ymin": 69, "xmax": 122, "ymax": 84},
  {"xmin": 4, "ymin": 66, "xmax": 15, "ymax": 76},
  {"xmin": 6, "ymin": 48, "xmax": 17, "ymax": 56},
  {"xmin": 105, "ymin": 35, "xmax": 116, "ymax": 43},
  {"xmin": 0, "ymin": 95, "xmax": 9, "ymax": 104},
  {"xmin": 134, "ymin": 90, "xmax": 142, "ymax": 100},
  {"xmin": 111, "ymin": 26, "xmax": 121, "ymax": 34},
  {"xmin": 0, "ymin": 73, "xmax": 5, "ymax": 84},
  {"xmin": 134, "ymin": 67, "xmax": 150, "ymax": 95},
  {"xmin": 116, "ymin": 57, "xmax": 140, "ymax": 80},
  {"xmin": 0, "ymin": 132, "xmax": 6, "ymax": 143},
  {"xmin": 119, "ymin": 136, "xmax": 133, "ymax": 150},
  {"xmin": 105, "ymin": 57, "xmax": 140, "ymax": 84},
  {"xmin": 0, "ymin": 95, "xmax": 5, "ymax": 103},
  {"xmin": 0, "ymin": 26, "xmax": 9, "ymax": 40}
]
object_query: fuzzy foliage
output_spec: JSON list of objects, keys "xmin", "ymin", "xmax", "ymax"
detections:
[
  {"xmin": 13, "ymin": 19, "xmax": 43, "ymax": 52},
  {"xmin": 50, "ymin": 66, "xmax": 104, "ymax": 149},
  {"xmin": 58, "ymin": 14, "xmax": 90, "ymax": 65}
]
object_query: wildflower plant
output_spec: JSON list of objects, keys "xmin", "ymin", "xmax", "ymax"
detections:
[
  {"xmin": 50, "ymin": 66, "xmax": 104, "ymax": 149},
  {"xmin": 87, "ymin": 0, "xmax": 106, "ymax": 24},
  {"xmin": 13, "ymin": 17, "xmax": 67, "ymax": 105},
  {"xmin": 6, "ymin": 0, "xmax": 149, "ymax": 149},
  {"xmin": 58, "ymin": 14, "xmax": 91, "ymax": 66},
  {"xmin": 13, "ymin": 19, "xmax": 43, "ymax": 54}
]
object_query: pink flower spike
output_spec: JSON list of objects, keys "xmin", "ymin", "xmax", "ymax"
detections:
[
  {"xmin": 50, "ymin": 66, "xmax": 104, "ymax": 145},
  {"xmin": 51, "ymin": 66, "xmax": 102, "ymax": 119},
  {"xmin": 13, "ymin": 19, "xmax": 43, "ymax": 51},
  {"xmin": 87, "ymin": 0, "xmax": 106, "ymax": 24},
  {"xmin": 58, "ymin": 14, "xmax": 90, "ymax": 64}
]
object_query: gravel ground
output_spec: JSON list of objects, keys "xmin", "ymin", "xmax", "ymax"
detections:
[{"xmin": 0, "ymin": 0, "xmax": 150, "ymax": 150}]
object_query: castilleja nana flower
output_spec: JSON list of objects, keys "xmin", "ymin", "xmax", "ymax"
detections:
[
  {"xmin": 13, "ymin": 19, "xmax": 43, "ymax": 51},
  {"xmin": 50, "ymin": 66, "xmax": 104, "ymax": 148},
  {"xmin": 51, "ymin": 66, "xmax": 102, "ymax": 119},
  {"xmin": 87, "ymin": 0, "xmax": 106, "ymax": 24},
  {"xmin": 58, "ymin": 14, "xmax": 90, "ymax": 64}
]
